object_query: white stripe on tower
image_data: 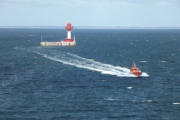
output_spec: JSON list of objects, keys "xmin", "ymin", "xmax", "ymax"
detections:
[{"xmin": 67, "ymin": 31, "xmax": 71, "ymax": 39}]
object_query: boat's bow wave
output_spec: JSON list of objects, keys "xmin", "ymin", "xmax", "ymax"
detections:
[{"xmin": 29, "ymin": 47, "xmax": 149, "ymax": 78}]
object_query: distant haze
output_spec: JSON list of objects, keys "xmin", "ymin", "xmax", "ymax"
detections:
[{"xmin": 1, "ymin": 0, "xmax": 180, "ymax": 27}]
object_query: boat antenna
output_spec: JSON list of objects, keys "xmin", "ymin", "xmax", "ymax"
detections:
[{"xmin": 133, "ymin": 61, "xmax": 136, "ymax": 67}]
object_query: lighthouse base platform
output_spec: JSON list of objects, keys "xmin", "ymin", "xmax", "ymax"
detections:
[{"xmin": 40, "ymin": 40, "xmax": 76, "ymax": 47}]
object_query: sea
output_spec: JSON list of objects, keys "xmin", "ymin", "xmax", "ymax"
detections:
[{"xmin": 0, "ymin": 28, "xmax": 180, "ymax": 120}]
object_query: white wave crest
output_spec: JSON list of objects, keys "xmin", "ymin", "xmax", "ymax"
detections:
[
  {"xmin": 31, "ymin": 48, "xmax": 149, "ymax": 78},
  {"xmin": 143, "ymin": 99, "xmax": 153, "ymax": 103},
  {"xmin": 127, "ymin": 86, "xmax": 133, "ymax": 89},
  {"xmin": 172, "ymin": 102, "xmax": 180, "ymax": 105},
  {"xmin": 140, "ymin": 60, "xmax": 148, "ymax": 63},
  {"xmin": 105, "ymin": 97, "xmax": 120, "ymax": 101}
]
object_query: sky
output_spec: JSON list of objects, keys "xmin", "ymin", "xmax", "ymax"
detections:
[{"xmin": 0, "ymin": 0, "xmax": 180, "ymax": 27}]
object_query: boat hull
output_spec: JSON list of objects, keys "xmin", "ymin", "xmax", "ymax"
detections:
[{"xmin": 130, "ymin": 71, "xmax": 142, "ymax": 77}]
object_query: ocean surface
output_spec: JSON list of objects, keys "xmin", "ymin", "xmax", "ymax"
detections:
[{"xmin": 0, "ymin": 28, "xmax": 180, "ymax": 120}]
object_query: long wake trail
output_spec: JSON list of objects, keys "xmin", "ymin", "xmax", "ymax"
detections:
[{"xmin": 30, "ymin": 47, "xmax": 149, "ymax": 77}]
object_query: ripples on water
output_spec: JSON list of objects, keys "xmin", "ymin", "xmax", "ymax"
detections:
[{"xmin": 0, "ymin": 29, "xmax": 180, "ymax": 120}]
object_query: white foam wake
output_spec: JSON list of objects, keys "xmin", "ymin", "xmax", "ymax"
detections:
[{"xmin": 31, "ymin": 48, "xmax": 149, "ymax": 78}]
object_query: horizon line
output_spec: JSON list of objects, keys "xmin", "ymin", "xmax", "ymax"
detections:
[{"xmin": 0, "ymin": 26, "xmax": 180, "ymax": 29}]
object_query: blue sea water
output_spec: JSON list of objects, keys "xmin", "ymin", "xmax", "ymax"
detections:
[{"xmin": 0, "ymin": 28, "xmax": 180, "ymax": 120}]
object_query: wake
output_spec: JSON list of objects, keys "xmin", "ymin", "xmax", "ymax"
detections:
[{"xmin": 30, "ymin": 47, "xmax": 149, "ymax": 77}]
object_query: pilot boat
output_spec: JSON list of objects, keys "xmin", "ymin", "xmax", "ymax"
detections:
[{"xmin": 130, "ymin": 62, "xmax": 142, "ymax": 77}]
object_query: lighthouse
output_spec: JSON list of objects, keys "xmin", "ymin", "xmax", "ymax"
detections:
[
  {"xmin": 40, "ymin": 22, "xmax": 76, "ymax": 46},
  {"xmin": 65, "ymin": 22, "xmax": 73, "ymax": 42}
]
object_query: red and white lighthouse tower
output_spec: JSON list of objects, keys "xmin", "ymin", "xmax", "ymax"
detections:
[{"xmin": 65, "ymin": 22, "xmax": 73, "ymax": 42}]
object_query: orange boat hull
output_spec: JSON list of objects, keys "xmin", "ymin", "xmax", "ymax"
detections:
[{"xmin": 131, "ymin": 71, "xmax": 142, "ymax": 77}]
